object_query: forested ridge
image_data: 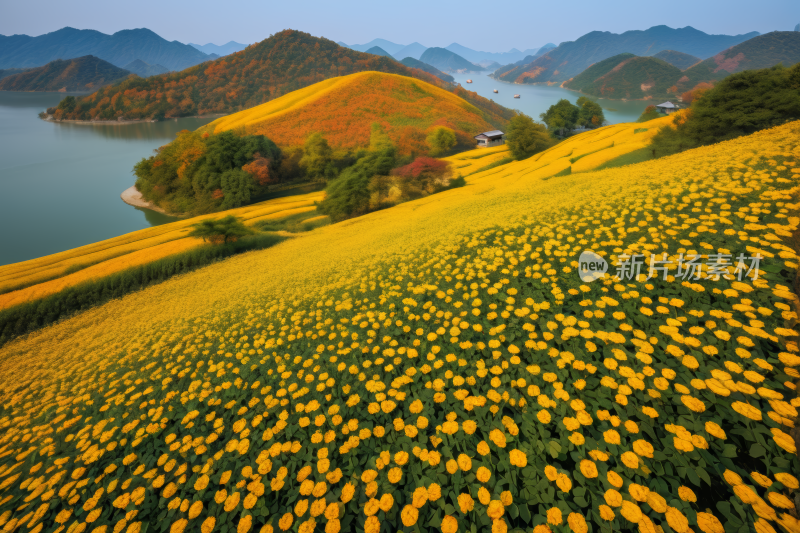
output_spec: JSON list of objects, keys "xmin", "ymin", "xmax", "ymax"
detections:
[{"xmin": 54, "ymin": 30, "xmax": 513, "ymax": 123}]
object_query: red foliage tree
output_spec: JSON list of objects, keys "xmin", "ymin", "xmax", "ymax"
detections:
[{"xmin": 242, "ymin": 154, "xmax": 274, "ymax": 186}]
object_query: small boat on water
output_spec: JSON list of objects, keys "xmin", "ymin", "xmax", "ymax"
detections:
[
  {"xmin": 466, "ymin": 79, "xmax": 473, "ymax": 83},
  {"xmin": 493, "ymin": 89, "xmax": 498, "ymax": 93},
  {"xmin": 513, "ymin": 94, "xmax": 520, "ymax": 98}
]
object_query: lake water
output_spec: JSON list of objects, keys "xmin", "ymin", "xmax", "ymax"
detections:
[
  {"xmin": 0, "ymin": 79, "xmax": 646, "ymax": 266},
  {"xmin": 0, "ymin": 92, "xmax": 214, "ymax": 266},
  {"xmin": 450, "ymin": 71, "xmax": 649, "ymax": 124}
]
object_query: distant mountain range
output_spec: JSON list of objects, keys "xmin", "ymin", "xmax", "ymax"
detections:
[
  {"xmin": 652, "ymin": 50, "xmax": 701, "ymax": 70},
  {"xmin": 420, "ymin": 47, "xmax": 485, "ymax": 72},
  {"xmin": 493, "ymin": 25, "xmax": 760, "ymax": 84},
  {"xmin": 0, "ymin": 55, "xmax": 130, "ymax": 92},
  {"xmin": 188, "ymin": 41, "xmax": 247, "ymax": 56},
  {"xmin": 399, "ymin": 57, "xmax": 454, "ymax": 82},
  {"xmin": 337, "ymin": 39, "xmax": 554, "ymax": 64},
  {"xmin": 562, "ymin": 32, "xmax": 800, "ymax": 100},
  {"xmin": 123, "ymin": 59, "xmax": 169, "ymax": 78},
  {"xmin": 0, "ymin": 27, "xmax": 213, "ymax": 71},
  {"xmin": 0, "ymin": 68, "xmax": 31, "ymax": 80}
]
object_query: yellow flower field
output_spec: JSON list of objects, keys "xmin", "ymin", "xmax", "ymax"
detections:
[
  {"xmin": 0, "ymin": 193, "xmax": 324, "ymax": 308},
  {"xmin": 1, "ymin": 120, "xmax": 800, "ymax": 533}
]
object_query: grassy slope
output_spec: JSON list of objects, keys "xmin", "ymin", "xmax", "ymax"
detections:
[
  {"xmin": 0, "ymin": 119, "xmax": 798, "ymax": 533},
  {"xmin": 677, "ymin": 31, "xmax": 800, "ymax": 92},
  {"xmin": 0, "ymin": 55, "xmax": 130, "ymax": 92},
  {"xmin": 1, "ymin": 116, "xmax": 672, "ymax": 312},
  {"xmin": 202, "ymin": 72, "xmax": 503, "ymax": 152},
  {"xmin": 564, "ymin": 54, "xmax": 683, "ymax": 100}
]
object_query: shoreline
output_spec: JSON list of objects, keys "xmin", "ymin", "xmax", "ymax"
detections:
[
  {"xmin": 41, "ymin": 113, "xmax": 225, "ymax": 126},
  {"xmin": 120, "ymin": 186, "xmax": 182, "ymax": 217}
]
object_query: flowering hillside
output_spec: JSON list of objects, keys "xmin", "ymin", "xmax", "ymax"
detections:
[
  {"xmin": 202, "ymin": 72, "xmax": 509, "ymax": 154},
  {"xmin": 1, "ymin": 120, "xmax": 800, "ymax": 533}
]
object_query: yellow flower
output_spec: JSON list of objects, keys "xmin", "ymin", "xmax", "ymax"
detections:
[
  {"xmin": 363, "ymin": 498, "xmax": 379, "ymax": 516},
  {"xmin": 238, "ymin": 515, "xmax": 253, "ymax": 533},
  {"xmin": 775, "ymin": 472, "xmax": 799, "ymax": 489},
  {"xmin": 665, "ymin": 507, "xmax": 689, "ymax": 533},
  {"xmin": 579, "ymin": 460, "xmax": 597, "ymax": 478},
  {"xmin": 547, "ymin": 507, "xmax": 562, "ymax": 525},
  {"xmin": 477, "ymin": 441, "xmax": 490, "ymax": 456},
  {"xmin": 489, "ymin": 429, "xmax": 507, "ymax": 448},
  {"xmin": 412, "ymin": 486, "xmax": 428, "ymax": 508},
  {"xmin": 607, "ymin": 471, "xmax": 623, "ymax": 488},
  {"xmin": 508, "ymin": 449, "xmax": 527, "ymax": 467},
  {"xmin": 620, "ymin": 451, "xmax": 639, "ymax": 469},
  {"xmin": 201, "ymin": 517, "xmax": 216, "ymax": 533},
  {"xmin": 278, "ymin": 514, "xmax": 293, "ymax": 531},
  {"xmin": 364, "ymin": 516, "xmax": 379, "ymax": 533},
  {"xmin": 487, "ymin": 500, "xmax": 505, "ymax": 519},
  {"xmin": 500, "ymin": 491, "xmax": 512, "ymax": 506},
  {"xmin": 599, "ymin": 505, "xmax": 615, "ymax": 521},
  {"xmin": 678, "ymin": 486, "xmax": 696, "ymax": 502},
  {"xmin": 340, "ymin": 483, "xmax": 355, "ymax": 503},
  {"xmin": 537, "ymin": 410, "xmax": 551, "ymax": 424},
  {"xmin": 628, "ymin": 484, "xmax": 649, "ymax": 502},
  {"xmin": 556, "ymin": 473, "xmax": 572, "ymax": 492},
  {"xmin": 620, "ymin": 501, "xmax": 642, "ymax": 523},
  {"xmin": 458, "ymin": 493, "xmax": 474, "ymax": 513},
  {"xmin": 478, "ymin": 487, "xmax": 491, "ymax": 505},
  {"xmin": 441, "ymin": 515, "xmax": 458, "ymax": 533},
  {"xmin": 401, "ymin": 505, "xmax": 418, "ymax": 526},
  {"xmin": 476, "ymin": 466, "xmax": 491, "ymax": 483},
  {"xmin": 605, "ymin": 489, "xmax": 622, "ymax": 507},
  {"xmin": 632, "ymin": 439, "xmax": 654, "ymax": 458},
  {"xmin": 446, "ymin": 460, "xmax": 458, "ymax": 474},
  {"xmin": 188, "ymin": 501, "xmax": 203, "ymax": 519},
  {"xmin": 427, "ymin": 484, "xmax": 442, "ymax": 501},
  {"xmin": 567, "ymin": 512, "xmax": 588, "ymax": 533},
  {"xmin": 457, "ymin": 454, "xmax": 472, "ymax": 471}
]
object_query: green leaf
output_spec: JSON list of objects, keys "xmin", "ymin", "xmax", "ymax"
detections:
[
  {"xmin": 749, "ymin": 444, "xmax": 766, "ymax": 458},
  {"xmin": 722, "ymin": 444, "xmax": 738, "ymax": 458}
]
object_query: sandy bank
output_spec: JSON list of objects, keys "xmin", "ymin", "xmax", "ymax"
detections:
[{"xmin": 121, "ymin": 186, "xmax": 179, "ymax": 217}]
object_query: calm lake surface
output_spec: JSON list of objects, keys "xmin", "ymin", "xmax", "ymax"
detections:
[
  {"xmin": 0, "ymin": 92, "xmax": 214, "ymax": 266},
  {"xmin": 450, "ymin": 71, "xmax": 649, "ymax": 124}
]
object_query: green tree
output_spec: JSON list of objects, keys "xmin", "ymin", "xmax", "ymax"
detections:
[
  {"xmin": 576, "ymin": 97, "xmax": 605, "ymax": 128},
  {"xmin": 426, "ymin": 126, "xmax": 457, "ymax": 156},
  {"xmin": 319, "ymin": 125, "xmax": 396, "ymax": 222},
  {"xmin": 637, "ymin": 105, "xmax": 662, "ymax": 123},
  {"xmin": 188, "ymin": 215, "xmax": 255, "ymax": 244},
  {"xmin": 57, "ymin": 96, "xmax": 76, "ymax": 114},
  {"xmin": 504, "ymin": 113, "xmax": 552, "ymax": 160},
  {"xmin": 300, "ymin": 132, "xmax": 336, "ymax": 180},
  {"xmin": 539, "ymin": 99, "xmax": 580, "ymax": 137}
]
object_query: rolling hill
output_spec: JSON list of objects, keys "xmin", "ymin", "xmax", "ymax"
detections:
[
  {"xmin": 1, "ymin": 112, "xmax": 798, "ymax": 533},
  {"xmin": 652, "ymin": 49, "xmax": 701, "ymax": 70},
  {"xmin": 420, "ymin": 47, "xmax": 484, "ymax": 72},
  {"xmin": 563, "ymin": 53, "xmax": 683, "ymax": 100},
  {"xmin": 123, "ymin": 59, "xmax": 169, "ymax": 78},
  {"xmin": 676, "ymin": 31, "xmax": 800, "ymax": 92},
  {"xmin": 365, "ymin": 46, "xmax": 394, "ymax": 58},
  {"xmin": 493, "ymin": 25, "xmax": 758, "ymax": 84},
  {"xmin": 201, "ymin": 71, "xmax": 508, "ymax": 153},
  {"xmin": 399, "ymin": 57, "xmax": 454, "ymax": 82},
  {"xmin": 54, "ymin": 30, "xmax": 513, "ymax": 124},
  {"xmin": 0, "ymin": 27, "xmax": 212, "ymax": 71},
  {"xmin": 0, "ymin": 55, "xmax": 131, "ymax": 92}
]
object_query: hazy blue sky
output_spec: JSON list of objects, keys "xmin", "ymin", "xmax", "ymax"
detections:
[{"xmin": 1, "ymin": 0, "xmax": 797, "ymax": 51}]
